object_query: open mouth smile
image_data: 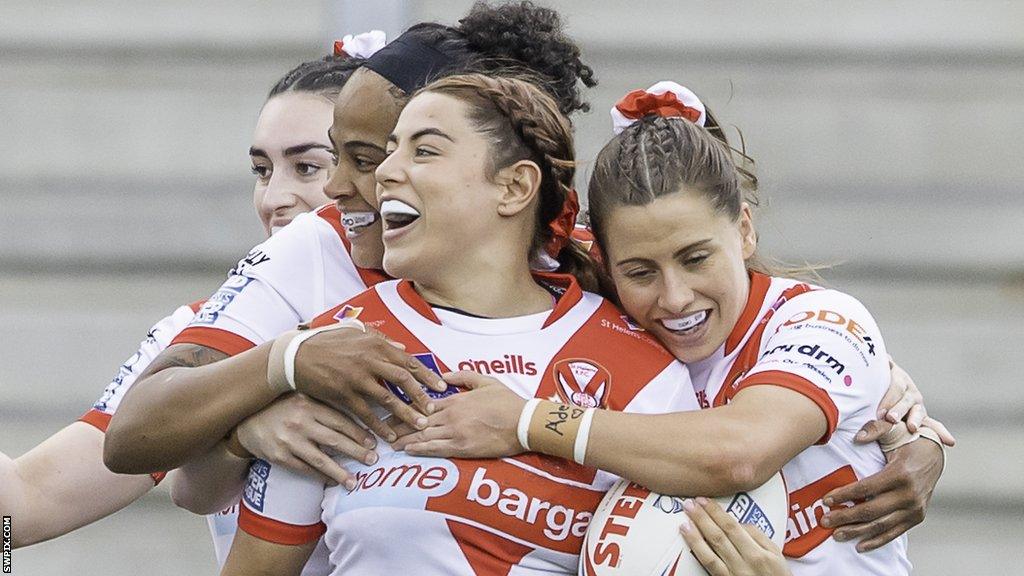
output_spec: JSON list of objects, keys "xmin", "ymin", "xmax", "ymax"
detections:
[{"xmin": 380, "ymin": 199, "xmax": 421, "ymax": 232}]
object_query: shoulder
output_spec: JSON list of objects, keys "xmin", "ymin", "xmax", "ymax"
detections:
[
  {"xmin": 581, "ymin": 294, "xmax": 677, "ymax": 362},
  {"xmin": 767, "ymin": 286, "xmax": 884, "ymax": 359},
  {"xmin": 308, "ymin": 281, "xmax": 398, "ymax": 329}
]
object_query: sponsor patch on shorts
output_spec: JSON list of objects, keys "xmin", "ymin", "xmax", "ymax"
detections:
[{"xmin": 243, "ymin": 459, "xmax": 272, "ymax": 512}]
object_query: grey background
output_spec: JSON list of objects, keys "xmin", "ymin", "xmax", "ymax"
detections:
[{"xmin": 2, "ymin": 1, "xmax": 1022, "ymax": 574}]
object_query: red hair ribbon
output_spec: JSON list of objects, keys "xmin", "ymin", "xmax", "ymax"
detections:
[
  {"xmin": 333, "ymin": 40, "xmax": 349, "ymax": 58},
  {"xmin": 615, "ymin": 89, "xmax": 702, "ymax": 123},
  {"xmin": 544, "ymin": 187, "xmax": 580, "ymax": 259}
]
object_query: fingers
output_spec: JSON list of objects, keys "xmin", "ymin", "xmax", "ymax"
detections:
[
  {"xmin": 442, "ymin": 370, "xmax": 500, "ymax": 390},
  {"xmin": 305, "ymin": 424, "xmax": 376, "ymax": 466},
  {"xmin": 401, "ymin": 438, "xmax": 460, "ymax": 458},
  {"xmin": 345, "ymin": 395, "xmax": 397, "ymax": 442},
  {"xmin": 855, "ymin": 419, "xmax": 895, "ymax": 443},
  {"xmin": 309, "ymin": 402, "xmax": 376, "ymax": 449},
  {"xmin": 905, "ymin": 405, "xmax": 926, "ymax": 432},
  {"xmin": 823, "ymin": 465, "xmax": 899, "ymax": 510},
  {"xmin": 391, "ymin": 425, "xmax": 451, "ymax": 452},
  {"xmin": 269, "ymin": 451, "xmax": 336, "ymax": 487},
  {"xmin": 832, "ymin": 508, "xmax": 919, "ymax": 551},
  {"xmin": 854, "ymin": 522, "xmax": 913, "ymax": 552},
  {"xmin": 380, "ymin": 345, "xmax": 445, "ymax": 393},
  {"xmin": 741, "ymin": 522, "xmax": 779, "ymax": 553},
  {"xmin": 367, "ymin": 370, "xmax": 430, "ymax": 431},
  {"xmin": 922, "ymin": 416, "xmax": 956, "ymax": 447},
  {"xmin": 288, "ymin": 440, "xmax": 359, "ymax": 488},
  {"xmin": 877, "ymin": 369, "xmax": 909, "ymax": 419},
  {"xmin": 683, "ymin": 498, "xmax": 743, "ymax": 569},
  {"xmin": 822, "ymin": 492, "xmax": 898, "ymax": 529}
]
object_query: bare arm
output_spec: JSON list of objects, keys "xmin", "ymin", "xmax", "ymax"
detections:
[
  {"xmin": 221, "ymin": 529, "xmax": 315, "ymax": 576},
  {"xmin": 106, "ymin": 326, "xmax": 444, "ymax": 475},
  {"xmin": 169, "ymin": 441, "xmax": 250, "ymax": 515},
  {"xmin": 2, "ymin": 423, "xmax": 153, "ymax": 547},
  {"xmin": 398, "ymin": 373, "xmax": 824, "ymax": 497},
  {"xmin": 104, "ymin": 342, "xmax": 278, "ymax": 474}
]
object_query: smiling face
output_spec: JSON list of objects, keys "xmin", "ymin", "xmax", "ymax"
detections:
[
  {"xmin": 250, "ymin": 92, "xmax": 335, "ymax": 236},
  {"xmin": 375, "ymin": 92, "xmax": 504, "ymax": 284},
  {"xmin": 604, "ymin": 189, "xmax": 757, "ymax": 363},
  {"xmin": 323, "ymin": 68, "xmax": 405, "ymax": 268}
]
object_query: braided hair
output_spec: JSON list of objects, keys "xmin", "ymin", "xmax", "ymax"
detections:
[
  {"xmin": 418, "ymin": 73, "xmax": 601, "ymax": 292},
  {"xmin": 268, "ymin": 55, "xmax": 365, "ymax": 101}
]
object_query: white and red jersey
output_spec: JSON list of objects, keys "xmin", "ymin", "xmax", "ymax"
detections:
[
  {"xmin": 171, "ymin": 204, "xmax": 388, "ymax": 356},
  {"xmin": 688, "ymin": 272, "xmax": 909, "ymax": 575},
  {"xmin": 238, "ymin": 277, "xmax": 700, "ymax": 575}
]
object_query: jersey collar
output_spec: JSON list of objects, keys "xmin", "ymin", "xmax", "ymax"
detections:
[
  {"xmin": 724, "ymin": 270, "xmax": 771, "ymax": 356},
  {"xmin": 394, "ymin": 272, "xmax": 584, "ymax": 328}
]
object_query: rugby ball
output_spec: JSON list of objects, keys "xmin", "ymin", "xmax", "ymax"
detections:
[{"xmin": 580, "ymin": 473, "xmax": 787, "ymax": 576}]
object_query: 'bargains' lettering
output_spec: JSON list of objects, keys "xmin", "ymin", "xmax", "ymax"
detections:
[{"xmin": 466, "ymin": 467, "xmax": 591, "ymax": 542}]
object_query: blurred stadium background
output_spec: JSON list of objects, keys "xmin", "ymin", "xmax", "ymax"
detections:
[{"xmin": 2, "ymin": 1, "xmax": 1022, "ymax": 574}]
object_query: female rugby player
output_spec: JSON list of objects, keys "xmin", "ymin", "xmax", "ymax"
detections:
[
  {"xmin": 391, "ymin": 82, "xmax": 952, "ymax": 575},
  {"xmin": 0, "ymin": 48, "xmax": 378, "ymax": 572}
]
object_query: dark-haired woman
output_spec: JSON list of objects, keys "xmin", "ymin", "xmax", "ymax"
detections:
[
  {"xmin": 105, "ymin": 0, "xmax": 599, "ymax": 481},
  {"xmin": 391, "ymin": 82, "xmax": 952, "ymax": 575},
  {"xmin": 219, "ymin": 71, "xmax": 701, "ymax": 576},
  {"xmin": 0, "ymin": 45, "xmax": 375, "ymax": 572}
]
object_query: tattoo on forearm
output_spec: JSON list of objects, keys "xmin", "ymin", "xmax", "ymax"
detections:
[{"xmin": 137, "ymin": 344, "xmax": 229, "ymax": 380}]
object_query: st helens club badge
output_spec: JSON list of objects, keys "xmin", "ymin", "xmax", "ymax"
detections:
[{"xmin": 552, "ymin": 358, "xmax": 610, "ymax": 409}]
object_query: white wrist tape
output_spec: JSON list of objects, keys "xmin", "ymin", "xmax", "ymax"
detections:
[
  {"xmin": 266, "ymin": 318, "xmax": 366, "ymax": 394},
  {"xmin": 517, "ymin": 399, "xmax": 543, "ymax": 451},
  {"xmin": 878, "ymin": 421, "xmax": 919, "ymax": 453},
  {"xmin": 573, "ymin": 408, "xmax": 596, "ymax": 465}
]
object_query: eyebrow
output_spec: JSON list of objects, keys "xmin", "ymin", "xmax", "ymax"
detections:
[
  {"xmin": 249, "ymin": 143, "xmax": 331, "ymax": 159},
  {"xmin": 387, "ymin": 127, "xmax": 455, "ymax": 144},
  {"xmin": 614, "ymin": 239, "xmax": 713, "ymax": 267}
]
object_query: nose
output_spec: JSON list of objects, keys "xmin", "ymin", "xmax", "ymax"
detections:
[
  {"xmin": 657, "ymin": 269, "xmax": 696, "ymax": 315},
  {"xmin": 374, "ymin": 148, "xmax": 403, "ymax": 192},
  {"xmin": 262, "ymin": 173, "xmax": 298, "ymax": 214},
  {"xmin": 323, "ymin": 162, "xmax": 355, "ymax": 201}
]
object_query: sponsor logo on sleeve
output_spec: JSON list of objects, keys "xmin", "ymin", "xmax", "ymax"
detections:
[
  {"xmin": 228, "ymin": 248, "xmax": 271, "ymax": 277},
  {"xmin": 783, "ymin": 465, "xmax": 858, "ymax": 558},
  {"xmin": 332, "ymin": 305, "xmax": 363, "ymax": 322},
  {"xmin": 553, "ymin": 359, "xmax": 611, "ymax": 408},
  {"xmin": 782, "ymin": 309, "xmax": 877, "ymax": 358},
  {"xmin": 243, "ymin": 459, "xmax": 272, "ymax": 513},
  {"xmin": 193, "ymin": 276, "xmax": 253, "ymax": 325}
]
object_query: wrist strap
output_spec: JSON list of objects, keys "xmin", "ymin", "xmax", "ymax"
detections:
[
  {"xmin": 266, "ymin": 319, "xmax": 366, "ymax": 394},
  {"xmin": 573, "ymin": 408, "xmax": 597, "ymax": 465},
  {"xmin": 878, "ymin": 421, "xmax": 919, "ymax": 452},
  {"xmin": 517, "ymin": 398, "xmax": 543, "ymax": 450}
]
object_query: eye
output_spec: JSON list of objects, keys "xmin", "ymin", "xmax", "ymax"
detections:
[
  {"xmin": 251, "ymin": 164, "xmax": 271, "ymax": 181},
  {"xmin": 295, "ymin": 162, "xmax": 322, "ymax": 177},
  {"xmin": 354, "ymin": 156, "xmax": 378, "ymax": 170},
  {"xmin": 623, "ymin": 268, "xmax": 655, "ymax": 281},
  {"xmin": 414, "ymin": 146, "xmax": 437, "ymax": 157},
  {"xmin": 329, "ymin": 149, "xmax": 339, "ymax": 166},
  {"xmin": 684, "ymin": 254, "xmax": 709, "ymax": 267}
]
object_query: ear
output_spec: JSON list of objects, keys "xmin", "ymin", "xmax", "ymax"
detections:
[
  {"xmin": 738, "ymin": 202, "xmax": 757, "ymax": 260},
  {"xmin": 495, "ymin": 160, "xmax": 542, "ymax": 217}
]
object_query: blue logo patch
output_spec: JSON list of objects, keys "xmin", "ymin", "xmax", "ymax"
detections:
[
  {"xmin": 653, "ymin": 495, "xmax": 685, "ymax": 514},
  {"xmin": 243, "ymin": 459, "xmax": 272, "ymax": 512},
  {"xmin": 384, "ymin": 353, "xmax": 459, "ymax": 404},
  {"xmin": 726, "ymin": 492, "xmax": 775, "ymax": 539},
  {"xmin": 193, "ymin": 276, "xmax": 253, "ymax": 324}
]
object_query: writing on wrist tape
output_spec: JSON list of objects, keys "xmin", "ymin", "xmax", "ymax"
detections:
[
  {"xmin": 517, "ymin": 399, "xmax": 595, "ymax": 464},
  {"xmin": 266, "ymin": 318, "xmax": 366, "ymax": 394}
]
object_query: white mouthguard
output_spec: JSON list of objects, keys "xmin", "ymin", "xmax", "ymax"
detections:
[
  {"xmin": 661, "ymin": 310, "xmax": 708, "ymax": 331},
  {"xmin": 380, "ymin": 199, "xmax": 420, "ymax": 219},
  {"xmin": 341, "ymin": 212, "xmax": 377, "ymax": 229}
]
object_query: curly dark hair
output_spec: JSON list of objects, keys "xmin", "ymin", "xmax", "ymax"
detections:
[
  {"xmin": 401, "ymin": 1, "xmax": 597, "ymax": 117},
  {"xmin": 268, "ymin": 55, "xmax": 366, "ymax": 100}
]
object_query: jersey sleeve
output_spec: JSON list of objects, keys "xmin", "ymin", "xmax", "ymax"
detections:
[
  {"xmin": 80, "ymin": 301, "xmax": 200, "ymax": 430},
  {"xmin": 731, "ymin": 289, "xmax": 889, "ymax": 444},
  {"xmin": 171, "ymin": 213, "xmax": 325, "ymax": 355},
  {"xmin": 237, "ymin": 459, "xmax": 327, "ymax": 546},
  {"xmin": 623, "ymin": 359, "xmax": 702, "ymax": 414}
]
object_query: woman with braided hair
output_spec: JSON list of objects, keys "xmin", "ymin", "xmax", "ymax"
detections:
[
  {"xmin": 218, "ymin": 72, "xmax": 701, "ymax": 575},
  {"xmin": 391, "ymin": 82, "xmax": 954, "ymax": 575}
]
